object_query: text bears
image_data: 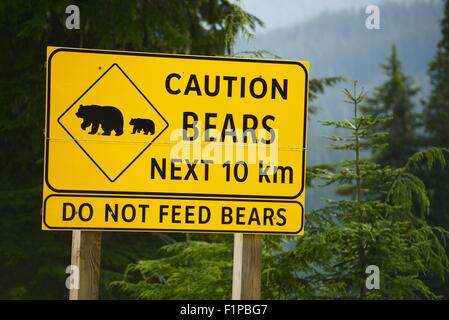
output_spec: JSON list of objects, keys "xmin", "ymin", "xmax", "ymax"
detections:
[{"xmin": 182, "ymin": 112, "xmax": 276, "ymax": 144}]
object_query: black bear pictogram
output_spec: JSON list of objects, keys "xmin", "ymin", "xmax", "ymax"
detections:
[
  {"xmin": 76, "ymin": 104, "xmax": 124, "ymax": 136},
  {"xmin": 130, "ymin": 118, "xmax": 155, "ymax": 135}
]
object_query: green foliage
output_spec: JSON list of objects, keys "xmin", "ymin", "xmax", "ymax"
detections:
[
  {"xmin": 406, "ymin": 147, "xmax": 449, "ymax": 171},
  {"xmin": 262, "ymin": 82, "xmax": 449, "ymax": 299},
  {"xmin": 223, "ymin": 0, "xmax": 263, "ymax": 53},
  {"xmin": 0, "ymin": 187, "xmax": 70, "ymax": 299},
  {"xmin": 110, "ymin": 239, "xmax": 233, "ymax": 300}
]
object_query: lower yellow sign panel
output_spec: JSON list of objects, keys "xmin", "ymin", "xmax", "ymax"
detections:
[{"xmin": 43, "ymin": 195, "xmax": 303, "ymax": 234}]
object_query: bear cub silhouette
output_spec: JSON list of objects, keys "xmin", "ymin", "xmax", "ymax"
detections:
[
  {"xmin": 76, "ymin": 104, "xmax": 124, "ymax": 136},
  {"xmin": 130, "ymin": 118, "xmax": 155, "ymax": 135}
]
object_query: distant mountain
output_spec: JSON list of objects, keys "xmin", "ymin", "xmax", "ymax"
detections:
[
  {"xmin": 239, "ymin": 1, "xmax": 441, "ymax": 81},
  {"xmin": 236, "ymin": 1, "xmax": 443, "ymax": 209}
]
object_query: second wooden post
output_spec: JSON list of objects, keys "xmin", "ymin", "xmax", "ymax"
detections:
[{"xmin": 232, "ymin": 234, "xmax": 262, "ymax": 300}]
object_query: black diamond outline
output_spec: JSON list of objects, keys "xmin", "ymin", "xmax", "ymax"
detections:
[{"xmin": 57, "ymin": 63, "xmax": 169, "ymax": 182}]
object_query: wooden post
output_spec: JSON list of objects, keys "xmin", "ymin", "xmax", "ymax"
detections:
[
  {"xmin": 69, "ymin": 230, "xmax": 102, "ymax": 300},
  {"xmin": 232, "ymin": 234, "xmax": 262, "ymax": 300}
]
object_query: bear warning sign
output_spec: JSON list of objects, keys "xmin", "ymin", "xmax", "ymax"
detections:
[{"xmin": 43, "ymin": 46, "xmax": 309, "ymax": 235}]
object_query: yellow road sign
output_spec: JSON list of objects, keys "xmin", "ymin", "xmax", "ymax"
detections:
[{"xmin": 43, "ymin": 47, "xmax": 309, "ymax": 235}]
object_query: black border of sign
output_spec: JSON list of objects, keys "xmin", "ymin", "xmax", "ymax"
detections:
[
  {"xmin": 42, "ymin": 194, "xmax": 304, "ymax": 234},
  {"xmin": 45, "ymin": 47, "xmax": 309, "ymax": 199}
]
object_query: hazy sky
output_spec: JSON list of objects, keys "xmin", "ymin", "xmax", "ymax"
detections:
[{"xmin": 240, "ymin": 0, "xmax": 434, "ymax": 32}]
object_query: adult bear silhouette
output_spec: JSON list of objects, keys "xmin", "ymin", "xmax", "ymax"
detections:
[
  {"xmin": 130, "ymin": 118, "xmax": 155, "ymax": 135},
  {"xmin": 76, "ymin": 104, "xmax": 124, "ymax": 136}
]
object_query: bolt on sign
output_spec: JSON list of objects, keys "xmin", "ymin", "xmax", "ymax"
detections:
[{"xmin": 43, "ymin": 47, "xmax": 309, "ymax": 235}]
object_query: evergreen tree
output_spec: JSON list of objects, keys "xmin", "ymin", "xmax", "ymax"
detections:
[
  {"xmin": 422, "ymin": 0, "xmax": 449, "ymax": 229},
  {"xmin": 420, "ymin": 0, "xmax": 449, "ymax": 298},
  {"xmin": 364, "ymin": 45, "xmax": 419, "ymax": 168},
  {"xmin": 263, "ymin": 82, "xmax": 449, "ymax": 299}
]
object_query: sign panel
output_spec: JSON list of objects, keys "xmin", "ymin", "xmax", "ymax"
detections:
[{"xmin": 43, "ymin": 47, "xmax": 309, "ymax": 234}]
